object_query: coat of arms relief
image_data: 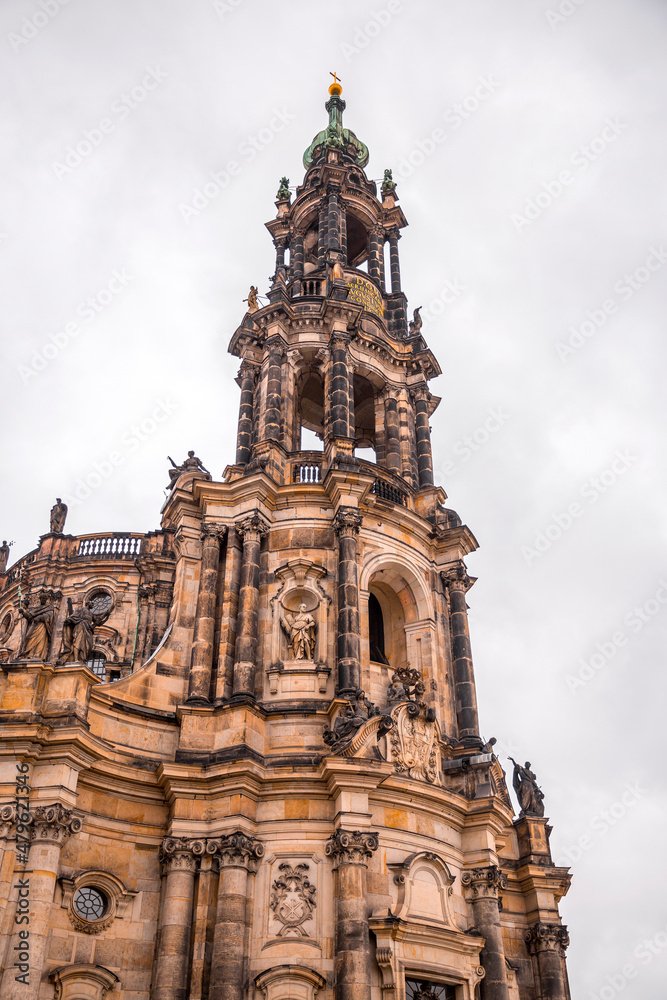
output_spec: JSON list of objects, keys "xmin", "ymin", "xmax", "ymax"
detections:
[
  {"xmin": 268, "ymin": 862, "xmax": 317, "ymax": 937},
  {"xmin": 385, "ymin": 665, "xmax": 439, "ymax": 783}
]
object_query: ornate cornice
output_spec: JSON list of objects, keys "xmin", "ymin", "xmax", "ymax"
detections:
[
  {"xmin": 525, "ymin": 922, "xmax": 570, "ymax": 955},
  {"xmin": 441, "ymin": 561, "xmax": 476, "ymax": 594},
  {"xmin": 30, "ymin": 804, "xmax": 82, "ymax": 847},
  {"xmin": 236, "ymin": 514, "xmax": 270, "ymax": 541},
  {"xmin": 158, "ymin": 837, "xmax": 206, "ymax": 875},
  {"xmin": 460, "ymin": 865, "xmax": 508, "ymax": 900},
  {"xmin": 325, "ymin": 829, "xmax": 379, "ymax": 867},
  {"xmin": 210, "ymin": 831, "xmax": 264, "ymax": 872},
  {"xmin": 333, "ymin": 508, "xmax": 363, "ymax": 536}
]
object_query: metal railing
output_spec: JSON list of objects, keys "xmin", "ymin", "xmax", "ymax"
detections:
[{"xmin": 371, "ymin": 479, "xmax": 407, "ymax": 506}]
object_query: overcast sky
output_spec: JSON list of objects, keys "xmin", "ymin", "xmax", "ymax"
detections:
[{"xmin": 3, "ymin": 0, "xmax": 666, "ymax": 994}]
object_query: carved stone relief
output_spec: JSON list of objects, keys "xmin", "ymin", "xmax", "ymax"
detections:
[{"xmin": 269, "ymin": 862, "xmax": 316, "ymax": 937}]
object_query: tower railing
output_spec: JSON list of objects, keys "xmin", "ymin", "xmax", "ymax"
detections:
[{"xmin": 73, "ymin": 533, "xmax": 144, "ymax": 560}]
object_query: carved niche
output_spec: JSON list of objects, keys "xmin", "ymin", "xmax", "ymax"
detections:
[
  {"xmin": 267, "ymin": 560, "xmax": 330, "ymax": 698},
  {"xmin": 384, "ymin": 665, "xmax": 439, "ymax": 782}
]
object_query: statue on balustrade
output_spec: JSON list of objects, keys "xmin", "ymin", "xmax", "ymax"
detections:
[
  {"xmin": 59, "ymin": 597, "xmax": 112, "ymax": 664},
  {"xmin": 509, "ymin": 757, "xmax": 545, "ymax": 817},
  {"xmin": 0, "ymin": 540, "xmax": 11, "ymax": 574},
  {"xmin": 281, "ymin": 603, "xmax": 317, "ymax": 660},
  {"xmin": 408, "ymin": 307, "xmax": 423, "ymax": 336},
  {"xmin": 49, "ymin": 498, "xmax": 68, "ymax": 534},
  {"xmin": 167, "ymin": 451, "xmax": 211, "ymax": 489},
  {"xmin": 19, "ymin": 592, "xmax": 56, "ymax": 661}
]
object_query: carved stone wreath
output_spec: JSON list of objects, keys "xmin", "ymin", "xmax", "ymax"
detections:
[{"xmin": 269, "ymin": 862, "xmax": 316, "ymax": 936}]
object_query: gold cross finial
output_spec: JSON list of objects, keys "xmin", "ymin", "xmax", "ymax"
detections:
[
  {"xmin": 329, "ymin": 71, "xmax": 343, "ymax": 97},
  {"xmin": 330, "ymin": 71, "xmax": 341, "ymax": 86}
]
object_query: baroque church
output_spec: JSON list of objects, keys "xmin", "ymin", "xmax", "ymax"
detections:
[{"xmin": 0, "ymin": 80, "xmax": 571, "ymax": 1000}]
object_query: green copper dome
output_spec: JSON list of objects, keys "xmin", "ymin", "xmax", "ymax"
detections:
[{"xmin": 303, "ymin": 94, "xmax": 369, "ymax": 170}]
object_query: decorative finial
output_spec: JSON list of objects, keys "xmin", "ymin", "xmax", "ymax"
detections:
[{"xmin": 329, "ymin": 71, "xmax": 342, "ymax": 97}]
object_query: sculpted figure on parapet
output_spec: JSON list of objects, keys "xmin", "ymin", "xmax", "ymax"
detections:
[
  {"xmin": 19, "ymin": 591, "xmax": 56, "ymax": 661},
  {"xmin": 0, "ymin": 540, "xmax": 11, "ymax": 574},
  {"xmin": 167, "ymin": 450, "xmax": 211, "ymax": 489},
  {"xmin": 49, "ymin": 497, "xmax": 68, "ymax": 534},
  {"xmin": 510, "ymin": 757, "xmax": 545, "ymax": 817},
  {"xmin": 59, "ymin": 597, "xmax": 111, "ymax": 664},
  {"xmin": 280, "ymin": 603, "xmax": 317, "ymax": 660},
  {"xmin": 323, "ymin": 689, "xmax": 378, "ymax": 753}
]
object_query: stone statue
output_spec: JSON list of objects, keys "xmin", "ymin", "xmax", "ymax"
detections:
[
  {"xmin": 19, "ymin": 592, "xmax": 56, "ymax": 661},
  {"xmin": 245, "ymin": 285, "xmax": 259, "ymax": 312},
  {"xmin": 49, "ymin": 498, "xmax": 68, "ymax": 534},
  {"xmin": 408, "ymin": 307, "xmax": 423, "ymax": 336},
  {"xmin": 509, "ymin": 757, "xmax": 545, "ymax": 817},
  {"xmin": 381, "ymin": 168, "xmax": 396, "ymax": 195},
  {"xmin": 0, "ymin": 540, "xmax": 12, "ymax": 574},
  {"xmin": 167, "ymin": 451, "xmax": 211, "ymax": 489},
  {"xmin": 276, "ymin": 176, "xmax": 290, "ymax": 200},
  {"xmin": 59, "ymin": 597, "xmax": 112, "ymax": 664},
  {"xmin": 386, "ymin": 663, "xmax": 426, "ymax": 706},
  {"xmin": 323, "ymin": 689, "xmax": 379, "ymax": 753},
  {"xmin": 280, "ymin": 603, "xmax": 317, "ymax": 660}
]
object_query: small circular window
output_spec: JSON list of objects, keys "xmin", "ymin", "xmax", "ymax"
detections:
[
  {"xmin": 89, "ymin": 591, "xmax": 113, "ymax": 616},
  {"xmin": 73, "ymin": 887, "xmax": 107, "ymax": 922}
]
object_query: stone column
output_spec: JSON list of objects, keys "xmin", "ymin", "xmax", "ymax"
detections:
[
  {"xmin": 187, "ymin": 524, "xmax": 226, "ymax": 704},
  {"xmin": 442, "ymin": 563, "xmax": 480, "ymax": 745},
  {"xmin": 368, "ymin": 227, "xmax": 383, "ymax": 287},
  {"xmin": 396, "ymin": 388, "xmax": 417, "ymax": 488},
  {"xmin": 235, "ymin": 362, "xmax": 257, "ymax": 466},
  {"xmin": 318, "ymin": 199, "xmax": 328, "ymax": 266},
  {"xmin": 291, "ymin": 229, "xmax": 304, "ymax": 281},
  {"xmin": 273, "ymin": 237, "xmax": 286, "ymax": 273},
  {"xmin": 327, "ymin": 183, "xmax": 342, "ymax": 253},
  {"xmin": 232, "ymin": 514, "xmax": 270, "ymax": 698},
  {"xmin": 263, "ymin": 340, "xmax": 284, "ymax": 444},
  {"xmin": 152, "ymin": 837, "xmax": 204, "ymax": 1000},
  {"xmin": 412, "ymin": 386, "xmax": 434, "ymax": 487},
  {"xmin": 334, "ymin": 508, "xmax": 363, "ymax": 696},
  {"xmin": 0, "ymin": 804, "xmax": 82, "ymax": 1000},
  {"xmin": 330, "ymin": 334, "xmax": 352, "ymax": 440},
  {"xmin": 388, "ymin": 229, "xmax": 401, "ymax": 293},
  {"xmin": 209, "ymin": 832, "xmax": 264, "ymax": 1000},
  {"xmin": 383, "ymin": 389, "xmax": 401, "ymax": 475},
  {"xmin": 326, "ymin": 830, "xmax": 379, "ymax": 1000},
  {"xmin": 526, "ymin": 924, "xmax": 570, "ymax": 1000},
  {"xmin": 461, "ymin": 866, "xmax": 510, "ymax": 1000}
]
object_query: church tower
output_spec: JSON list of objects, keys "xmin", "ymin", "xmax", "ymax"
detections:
[{"xmin": 0, "ymin": 81, "xmax": 571, "ymax": 1000}]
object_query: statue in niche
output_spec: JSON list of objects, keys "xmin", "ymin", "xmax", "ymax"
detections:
[
  {"xmin": 19, "ymin": 591, "xmax": 56, "ymax": 661},
  {"xmin": 509, "ymin": 757, "xmax": 545, "ymax": 817},
  {"xmin": 59, "ymin": 597, "xmax": 112, "ymax": 664},
  {"xmin": 0, "ymin": 540, "xmax": 12, "ymax": 574},
  {"xmin": 167, "ymin": 451, "xmax": 211, "ymax": 489},
  {"xmin": 49, "ymin": 498, "xmax": 68, "ymax": 534},
  {"xmin": 408, "ymin": 307, "xmax": 423, "ymax": 336},
  {"xmin": 280, "ymin": 603, "xmax": 317, "ymax": 660}
]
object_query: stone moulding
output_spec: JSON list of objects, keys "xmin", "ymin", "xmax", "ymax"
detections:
[
  {"xmin": 50, "ymin": 963, "xmax": 119, "ymax": 1000},
  {"xmin": 254, "ymin": 964, "xmax": 327, "ymax": 1000}
]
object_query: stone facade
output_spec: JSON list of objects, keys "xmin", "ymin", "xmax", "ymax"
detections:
[{"xmin": 0, "ymin": 82, "xmax": 571, "ymax": 1000}]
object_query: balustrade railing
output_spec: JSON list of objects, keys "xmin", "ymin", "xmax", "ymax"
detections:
[
  {"xmin": 371, "ymin": 478, "xmax": 407, "ymax": 506},
  {"xmin": 75, "ymin": 534, "xmax": 143, "ymax": 560},
  {"xmin": 292, "ymin": 462, "xmax": 321, "ymax": 484}
]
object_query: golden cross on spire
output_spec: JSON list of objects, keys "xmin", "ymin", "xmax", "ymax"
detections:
[{"xmin": 330, "ymin": 71, "xmax": 341, "ymax": 86}]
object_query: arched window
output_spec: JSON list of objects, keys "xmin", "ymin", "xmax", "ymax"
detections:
[
  {"xmin": 87, "ymin": 653, "xmax": 107, "ymax": 680},
  {"xmin": 368, "ymin": 593, "xmax": 388, "ymax": 664}
]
